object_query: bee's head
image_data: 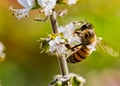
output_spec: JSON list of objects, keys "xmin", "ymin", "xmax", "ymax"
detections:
[{"xmin": 80, "ymin": 23, "xmax": 93, "ymax": 31}]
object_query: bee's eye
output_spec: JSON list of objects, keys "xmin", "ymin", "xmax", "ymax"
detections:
[
  {"xmin": 85, "ymin": 34, "xmax": 88, "ymax": 39},
  {"xmin": 80, "ymin": 25, "xmax": 87, "ymax": 31}
]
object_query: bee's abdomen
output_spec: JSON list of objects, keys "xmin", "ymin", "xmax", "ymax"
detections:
[{"xmin": 67, "ymin": 47, "xmax": 90, "ymax": 63}]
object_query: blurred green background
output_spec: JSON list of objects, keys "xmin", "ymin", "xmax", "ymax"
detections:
[{"xmin": 0, "ymin": 0, "xmax": 120, "ymax": 86}]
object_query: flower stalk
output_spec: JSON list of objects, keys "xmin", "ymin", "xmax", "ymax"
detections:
[
  {"xmin": 9, "ymin": 1, "xmax": 87, "ymax": 86},
  {"xmin": 49, "ymin": 9, "xmax": 69, "ymax": 76}
]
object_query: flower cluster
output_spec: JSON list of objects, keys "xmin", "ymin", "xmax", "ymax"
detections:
[
  {"xmin": 9, "ymin": 0, "xmax": 78, "ymax": 19},
  {"xmin": 40, "ymin": 22, "xmax": 82, "ymax": 55},
  {"xmin": 49, "ymin": 73, "xmax": 86, "ymax": 86},
  {"xmin": 9, "ymin": 0, "xmax": 35, "ymax": 20},
  {"xmin": 50, "ymin": 22, "xmax": 81, "ymax": 55},
  {"xmin": 58, "ymin": 22, "xmax": 82, "ymax": 46},
  {"xmin": 48, "ymin": 35, "xmax": 66, "ymax": 53},
  {"xmin": 40, "ymin": 21, "xmax": 101, "ymax": 57}
]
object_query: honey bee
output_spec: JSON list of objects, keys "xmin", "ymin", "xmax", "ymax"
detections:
[
  {"xmin": 65, "ymin": 22, "xmax": 98, "ymax": 63},
  {"xmin": 66, "ymin": 22, "xmax": 119, "ymax": 63}
]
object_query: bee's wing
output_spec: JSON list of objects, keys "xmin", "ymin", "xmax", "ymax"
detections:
[{"xmin": 96, "ymin": 41, "xmax": 119, "ymax": 57}]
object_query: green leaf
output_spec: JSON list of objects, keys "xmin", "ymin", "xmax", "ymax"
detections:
[
  {"xmin": 70, "ymin": 76, "xmax": 80, "ymax": 86},
  {"xmin": 55, "ymin": 81, "xmax": 62, "ymax": 86},
  {"xmin": 49, "ymin": 79, "xmax": 62, "ymax": 86},
  {"xmin": 39, "ymin": 38, "xmax": 49, "ymax": 53}
]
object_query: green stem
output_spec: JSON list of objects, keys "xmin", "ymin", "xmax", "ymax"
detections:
[
  {"xmin": 49, "ymin": 10, "xmax": 69, "ymax": 76},
  {"xmin": 50, "ymin": 10, "xmax": 58, "ymax": 33}
]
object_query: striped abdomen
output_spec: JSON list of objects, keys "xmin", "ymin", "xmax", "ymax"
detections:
[{"xmin": 67, "ymin": 46, "xmax": 91, "ymax": 63}]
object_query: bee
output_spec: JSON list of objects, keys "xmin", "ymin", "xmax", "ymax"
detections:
[
  {"xmin": 65, "ymin": 22, "xmax": 98, "ymax": 63},
  {"xmin": 66, "ymin": 22, "xmax": 119, "ymax": 63}
]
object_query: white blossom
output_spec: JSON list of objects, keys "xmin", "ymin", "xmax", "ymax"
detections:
[
  {"xmin": 9, "ymin": 0, "xmax": 57, "ymax": 19},
  {"xmin": 56, "ymin": 44, "xmax": 67, "ymax": 55},
  {"xmin": 67, "ymin": 0, "xmax": 78, "ymax": 5},
  {"xmin": 9, "ymin": 0, "xmax": 35, "ymax": 19},
  {"xmin": 38, "ymin": 0, "xmax": 57, "ymax": 16},
  {"xmin": 58, "ymin": 27, "xmax": 65, "ymax": 33},
  {"xmin": 54, "ymin": 36, "xmax": 65, "ymax": 44},
  {"xmin": 48, "ymin": 22, "xmax": 83, "ymax": 55},
  {"xmin": 62, "ymin": 23, "xmax": 75, "ymax": 39},
  {"xmin": 58, "ymin": 22, "xmax": 82, "ymax": 46},
  {"xmin": 48, "ymin": 36, "xmax": 66, "ymax": 53},
  {"xmin": 9, "ymin": 0, "xmax": 79, "ymax": 19},
  {"xmin": 49, "ymin": 40, "xmax": 56, "ymax": 52},
  {"xmin": 63, "ymin": 0, "xmax": 78, "ymax": 5}
]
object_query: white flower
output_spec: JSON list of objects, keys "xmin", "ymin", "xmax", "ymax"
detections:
[
  {"xmin": 54, "ymin": 36, "xmax": 65, "ymax": 44},
  {"xmin": 9, "ymin": 0, "xmax": 35, "ymax": 19},
  {"xmin": 38, "ymin": 0, "xmax": 57, "ymax": 16},
  {"xmin": 56, "ymin": 44, "xmax": 67, "ymax": 54},
  {"xmin": 49, "ymin": 40, "xmax": 56, "ymax": 52},
  {"xmin": 9, "ymin": 0, "xmax": 57, "ymax": 19},
  {"xmin": 68, "ymin": 34, "xmax": 81, "ymax": 45},
  {"xmin": 54, "ymin": 36, "xmax": 66, "ymax": 54},
  {"xmin": 63, "ymin": 0, "xmax": 78, "ymax": 5},
  {"xmin": 48, "ymin": 36, "xmax": 66, "ymax": 54},
  {"xmin": 58, "ymin": 23, "xmax": 74, "ymax": 40},
  {"xmin": 58, "ymin": 22, "xmax": 82, "ymax": 46},
  {"xmin": 58, "ymin": 27, "xmax": 65, "ymax": 33},
  {"xmin": 51, "ymin": 73, "xmax": 86, "ymax": 86},
  {"xmin": 68, "ymin": 0, "xmax": 78, "ymax": 5}
]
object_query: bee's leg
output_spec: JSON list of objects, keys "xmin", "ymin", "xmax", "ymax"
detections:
[
  {"xmin": 71, "ymin": 44, "xmax": 82, "ymax": 49},
  {"xmin": 65, "ymin": 44, "xmax": 76, "ymax": 51},
  {"xmin": 74, "ymin": 29, "xmax": 81, "ymax": 34},
  {"xmin": 65, "ymin": 44, "xmax": 71, "ymax": 49},
  {"xmin": 65, "ymin": 43, "xmax": 82, "ymax": 51}
]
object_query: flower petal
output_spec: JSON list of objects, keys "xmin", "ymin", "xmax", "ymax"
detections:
[
  {"xmin": 58, "ymin": 27, "xmax": 65, "ymax": 33},
  {"xmin": 49, "ymin": 40, "xmax": 56, "ymax": 52},
  {"xmin": 62, "ymin": 0, "xmax": 78, "ymax": 5},
  {"xmin": 56, "ymin": 44, "xmax": 67, "ymax": 54},
  {"xmin": 9, "ymin": 6, "xmax": 30, "ymax": 19},
  {"xmin": 58, "ymin": 22, "xmax": 82, "ymax": 46},
  {"xmin": 67, "ymin": 0, "xmax": 77, "ymax": 5},
  {"xmin": 17, "ymin": 0, "xmax": 34, "ymax": 8},
  {"xmin": 38, "ymin": 0, "xmax": 57, "ymax": 16},
  {"xmin": 54, "ymin": 36, "xmax": 65, "ymax": 44}
]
